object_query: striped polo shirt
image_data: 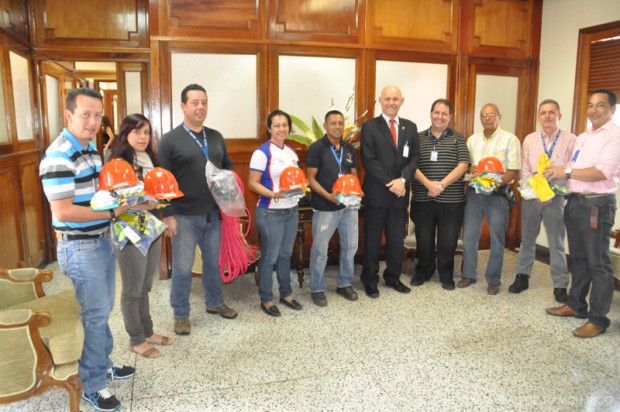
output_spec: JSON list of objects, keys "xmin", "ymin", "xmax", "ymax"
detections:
[
  {"xmin": 39, "ymin": 128, "xmax": 109, "ymax": 235},
  {"xmin": 412, "ymin": 128, "xmax": 470, "ymax": 203}
]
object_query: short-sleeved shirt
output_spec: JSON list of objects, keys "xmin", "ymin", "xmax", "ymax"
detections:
[
  {"xmin": 39, "ymin": 128, "xmax": 109, "ymax": 235},
  {"xmin": 250, "ymin": 140, "xmax": 300, "ymax": 209},
  {"xmin": 412, "ymin": 128, "xmax": 469, "ymax": 203},
  {"xmin": 306, "ymin": 136, "xmax": 358, "ymax": 211},
  {"xmin": 467, "ymin": 127, "xmax": 521, "ymax": 178}
]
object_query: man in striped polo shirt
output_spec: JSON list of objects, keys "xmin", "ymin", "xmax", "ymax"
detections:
[
  {"xmin": 410, "ymin": 99, "xmax": 470, "ymax": 290},
  {"xmin": 40, "ymin": 88, "xmax": 132, "ymax": 412}
]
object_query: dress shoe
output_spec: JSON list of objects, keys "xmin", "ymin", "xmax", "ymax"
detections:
[
  {"xmin": 572, "ymin": 322, "xmax": 605, "ymax": 338},
  {"xmin": 261, "ymin": 303, "xmax": 281, "ymax": 317},
  {"xmin": 364, "ymin": 284, "xmax": 380, "ymax": 298},
  {"xmin": 385, "ymin": 280, "xmax": 411, "ymax": 294},
  {"xmin": 442, "ymin": 282, "xmax": 455, "ymax": 291},
  {"xmin": 410, "ymin": 276, "xmax": 425, "ymax": 286},
  {"xmin": 336, "ymin": 286, "xmax": 359, "ymax": 301},
  {"xmin": 508, "ymin": 274, "xmax": 529, "ymax": 294},
  {"xmin": 311, "ymin": 292, "xmax": 328, "ymax": 307},
  {"xmin": 456, "ymin": 278, "xmax": 476, "ymax": 288},
  {"xmin": 487, "ymin": 284, "xmax": 500, "ymax": 295},
  {"xmin": 279, "ymin": 298, "xmax": 303, "ymax": 310},
  {"xmin": 553, "ymin": 288, "xmax": 568, "ymax": 303},
  {"xmin": 545, "ymin": 304, "xmax": 586, "ymax": 319}
]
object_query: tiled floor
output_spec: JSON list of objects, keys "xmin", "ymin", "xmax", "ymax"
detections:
[{"xmin": 2, "ymin": 250, "xmax": 619, "ymax": 411}]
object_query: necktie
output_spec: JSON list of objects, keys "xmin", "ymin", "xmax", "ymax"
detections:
[{"xmin": 390, "ymin": 119, "xmax": 397, "ymax": 146}]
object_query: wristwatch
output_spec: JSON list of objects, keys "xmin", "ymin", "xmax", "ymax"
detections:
[
  {"xmin": 564, "ymin": 168, "xmax": 572, "ymax": 179},
  {"xmin": 400, "ymin": 177, "xmax": 406, "ymax": 185},
  {"xmin": 109, "ymin": 209, "xmax": 116, "ymax": 220}
]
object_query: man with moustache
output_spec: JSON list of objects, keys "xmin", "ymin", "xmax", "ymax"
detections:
[
  {"xmin": 360, "ymin": 85, "xmax": 420, "ymax": 298},
  {"xmin": 306, "ymin": 110, "xmax": 359, "ymax": 306},
  {"xmin": 158, "ymin": 84, "xmax": 237, "ymax": 336},
  {"xmin": 458, "ymin": 103, "xmax": 521, "ymax": 295},
  {"xmin": 508, "ymin": 99, "xmax": 576, "ymax": 302},
  {"xmin": 410, "ymin": 99, "xmax": 469, "ymax": 290},
  {"xmin": 545, "ymin": 89, "xmax": 620, "ymax": 338}
]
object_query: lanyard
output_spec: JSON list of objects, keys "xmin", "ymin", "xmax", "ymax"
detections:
[
  {"xmin": 182, "ymin": 123, "xmax": 208, "ymax": 159},
  {"xmin": 330, "ymin": 144, "xmax": 343, "ymax": 173},
  {"xmin": 541, "ymin": 129, "xmax": 560, "ymax": 159},
  {"xmin": 428, "ymin": 128, "xmax": 448, "ymax": 150}
]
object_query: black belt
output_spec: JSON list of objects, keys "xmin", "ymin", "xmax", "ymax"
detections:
[
  {"xmin": 568, "ymin": 193, "xmax": 612, "ymax": 200},
  {"xmin": 56, "ymin": 232, "xmax": 106, "ymax": 241}
]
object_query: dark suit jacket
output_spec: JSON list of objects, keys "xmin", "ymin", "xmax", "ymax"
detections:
[{"xmin": 360, "ymin": 115, "xmax": 420, "ymax": 209}]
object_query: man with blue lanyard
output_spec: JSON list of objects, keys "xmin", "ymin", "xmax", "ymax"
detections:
[
  {"xmin": 306, "ymin": 110, "xmax": 359, "ymax": 306},
  {"xmin": 158, "ymin": 84, "xmax": 237, "ymax": 336},
  {"xmin": 40, "ymin": 88, "xmax": 133, "ymax": 412},
  {"xmin": 508, "ymin": 99, "xmax": 576, "ymax": 302}
]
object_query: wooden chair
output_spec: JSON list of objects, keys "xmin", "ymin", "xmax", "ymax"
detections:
[{"xmin": 0, "ymin": 268, "xmax": 83, "ymax": 412}]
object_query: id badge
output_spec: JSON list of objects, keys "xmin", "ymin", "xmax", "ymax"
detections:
[
  {"xmin": 430, "ymin": 150, "xmax": 438, "ymax": 162},
  {"xmin": 403, "ymin": 144, "xmax": 409, "ymax": 157}
]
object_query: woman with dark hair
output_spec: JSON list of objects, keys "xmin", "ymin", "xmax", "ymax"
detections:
[
  {"xmin": 248, "ymin": 109, "xmax": 304, "ymax": 317},
  {"xmin": 111, "ymin": 113, "xmax": 172, "ymax": 357}
]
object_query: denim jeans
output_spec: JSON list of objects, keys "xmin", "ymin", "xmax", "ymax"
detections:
[
  {"xmin": 255, "ymin": 207, "xmax": 298, "ymax": 304},
  {"xmin": 462, "ymin": 188, "xmax": 509, "ymax": 285},
  {"xmin": 170, "ymin": 212, "xmax": 224, "ymax": 318},
  {"xmin": 57, "ymin": 236, "xmax": 115, "ymax": 394},
  {"xmin": 309, "ymin": 208, "xmax": 358, "ymax": 292},
  {"xmin": 565, "ymin": 194, "xmax": 616, "ymax": 329}
]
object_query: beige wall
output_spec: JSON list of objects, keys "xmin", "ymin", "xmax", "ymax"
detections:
[{"xmin": 535, "ymin": 0, "xmax": 620, "ymax": 249}]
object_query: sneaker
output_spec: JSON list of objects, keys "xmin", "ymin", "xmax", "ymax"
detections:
[
  {"xmin": 554, "ymin": 288, "xmax": 568, "ymax": 303},
  {"xmin": 174, "ymin": 317, "xmax": 191, "ymax": 335},
  {"xmin": 311, "ymin": 292, "xmax": 328, "ymax": 307},
  {"xmin": 336, "ymin": 286, "xmax": 359, "ymax": 301},
  {"xmin": 82, "ymin": 388, "xmax": 121, "ymax": 411},
  {"xmin": 206, "ymin": 304, "xmax": 238, "ymax": 319},
  {"xmin": 508, "ymin": 274, "xmax": 529, "ymax": 294},
  {"xmin": 107, "ymin": 364, "xmax": 135, "ymax": 380}
]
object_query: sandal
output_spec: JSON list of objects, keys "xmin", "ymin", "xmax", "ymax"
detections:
[
  {"xmin": 146, "ymin": 334, "xmax": 173, "ymax": 346},
  {"xmin": 130, "ymin": 344, "xmax": 161, "ymax": 358}
]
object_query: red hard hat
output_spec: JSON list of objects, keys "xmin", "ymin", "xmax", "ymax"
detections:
[
  {"xmin": 143, "ymin": 167, "xmax": 184, "ymax": 200},
  {"xmin": 476, "ymin": 157, "xmax": 504, "ymax": 174},
  {"xmin": 99, "ymin": 159, "xmax": 140, "ymax": 191},
  {"xmin": 332, "ymin": 174, "xmax": 364, "ymax": 196},
  {"xmin": 279, "ymin": 166, "xmax": 309, "ymax": 191}
]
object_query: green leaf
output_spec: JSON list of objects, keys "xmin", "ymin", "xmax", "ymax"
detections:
[
  {"xmin": 290, "ymin": 114, "xmax": 312, "ymax": 136},
  {"xmin": 311, "ymin": 117, "xmax": 325, "ymax": 140},
  {"xmin": 287, "ymin": 133, "xmax": 314, "ymax": 147}
]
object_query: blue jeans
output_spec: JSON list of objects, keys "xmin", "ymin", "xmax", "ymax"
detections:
[
  {"xmin": 57, "ymin": 236, "xmax": 115, "ymax": 394},
  {"xmin": 565, "ymin": 194, "xmax": 616, "ymax": 329},
  {"xmin": 462, "ymin": 189, "xmax": 509, "ymax": 285},
  {"xmin": 256, "ymin": 207, "xmax": 298, "ymax": 304},
  {"xmin": 309, "ymin": 209, "xmax": 358, "ymax": 292},
  {"xmin": 170, "ymin": 212, "xmax": 224, "ymax": 318}
]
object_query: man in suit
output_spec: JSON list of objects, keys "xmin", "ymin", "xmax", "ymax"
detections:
[{"xmin": 360, "ymin": 85, "xmax": 420, "ymax": 298}]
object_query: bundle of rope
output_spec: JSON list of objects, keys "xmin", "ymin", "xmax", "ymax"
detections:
[{"xmin": 219, "ymin": 172, "xmax": 260, "ymax": 283}]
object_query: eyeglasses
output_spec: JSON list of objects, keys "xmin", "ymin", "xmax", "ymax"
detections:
[{"xmin": 480, "ymin": 113, "xmax": 498, "ymax": 118}]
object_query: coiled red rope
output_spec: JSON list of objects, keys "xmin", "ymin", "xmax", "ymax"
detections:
[{"xmin": 219, "ymin": 172, "xmax": 259, "ymax": 283}]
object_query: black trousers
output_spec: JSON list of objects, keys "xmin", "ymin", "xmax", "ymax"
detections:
[
  {"xmin": 410, "ymin": 200, "xmax": 465, "ymax": 284},
  {"xmin": 361, "ymin": 206, "xmax": 407, "ymax": 286}
]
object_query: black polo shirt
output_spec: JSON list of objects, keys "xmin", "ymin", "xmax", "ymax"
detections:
[{"xmin": 306, "ymin": 135, "xmax": 358, "ymax": 211}]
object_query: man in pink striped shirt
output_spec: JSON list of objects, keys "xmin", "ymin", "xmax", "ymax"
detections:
[
  {"xmin": 545, "ymin": 89, "xmax": 620, "ymax": 338},
  {"xmin": 509, "ymin": 99, "xmax": 576, "ymax": 302}
]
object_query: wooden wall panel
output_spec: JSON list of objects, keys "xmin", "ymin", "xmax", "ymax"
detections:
[
  {"xmin": 19, "ymin": 154, "xmax": 46, "ymax": 266},
  {"xmin": 159, "ymin": 0, "xmax": 260, "ymax": 39},
  {"xmin": 0, "ymin": 0, "xmax": 29, "ymax": 40},
  {"xmin": 269, "ymin": 0, "xmax": 360, "ymax": 43},
  {"xmin": 31, "ymin": 0, "xmax": 147, "ymax": 48},
  {"xmin": 465, "ymin": 0, "xmax": 535, "ymax": 58},
  {"xmin": 367, "ymin": 0, "xmax": 458, "ymax": 52},
  {"xmin": 0, "ymin": 159, "xmax": 23, "ymax": 268}
]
